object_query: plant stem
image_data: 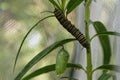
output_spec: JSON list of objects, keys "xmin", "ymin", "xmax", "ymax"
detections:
[
  {"xmin": 86, "ymin": 48, "xmax": 92, "ymax": 80},
  {"xmin": 84, "ymin": 0, "xmax": 92, "ymax": 80}
]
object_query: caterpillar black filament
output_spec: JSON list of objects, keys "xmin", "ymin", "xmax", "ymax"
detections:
[{"xmin": 54, "ymin": 8, "xmax": 89, "ymax": 48}]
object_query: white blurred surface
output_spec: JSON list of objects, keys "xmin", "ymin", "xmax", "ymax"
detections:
[{"xmin": 74, "ymin": 0, "xmax": 120, "ymax": 80}]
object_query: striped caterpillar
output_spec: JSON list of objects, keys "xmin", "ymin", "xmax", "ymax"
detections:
[{"xmin": 54, "ymin": 8, "xmax": 89, "ymax": 48}]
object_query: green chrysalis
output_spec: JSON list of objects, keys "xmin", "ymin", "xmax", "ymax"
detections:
[{"xmin": 55, "ymin": 47, "xmax": 69, "ymax": 75}]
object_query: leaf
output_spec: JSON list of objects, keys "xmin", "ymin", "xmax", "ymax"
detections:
[
  {"xmin": 98, "ymin": 71, "xmax": 117, "ymax": 80},
  {"xmin": 22, "ymin": 63, "xmax": 83, "ymax": 80},
  {"xmin": 14, "ymin": 38, "xmax": 76, "ymax": 80},
  {"xmin": 112, "ymin": 74, "xmax": 117, "ymax": 80},
  {"xmin": 94, "ymin": 64, "xmax": 120, "ymax": 72},
  {"xmin": 92, "ymin": 21, "xmax": 111, "ymax": 64},
  {"xmin": 61, "ymin": 0, "xmax": 67, "ymax": 10},
  {"xmin": 66, "ymin": 0, "xmax": 84, "ymax": 14},
  {"xmin": 61, "ymin": 0, "xmax": 66, "ymax": 5},
  {"xmin": 90, "ymin": 31, "xmax": 120, "ymax": 41},
  {"xmin": 98, "ymin": 73, "xmax": 113, "ymax": 80},
  {"xmin": 49, "ymin": 0, "xmax": 60, "ymax": 9},
  {"xmin": 13, "ymin": 15, "xmax": 54, "ymax": 72}
]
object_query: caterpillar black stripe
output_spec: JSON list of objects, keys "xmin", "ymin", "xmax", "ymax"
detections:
[{"xmin": 54, "ymin": 8, "xmax": 89, "ymax": 48}]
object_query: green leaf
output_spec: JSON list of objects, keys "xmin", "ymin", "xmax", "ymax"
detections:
[
  {"xmin": 14, "ymin": 38, "xmax": 76, "ymax": 80},
  {"xmin": 61, "ymin": 0, "xmax": 67, "ymax": 10},
  {"xmin": 98, "ymin": 73, "xmax": 113, "ymax": 80},
  {"xmin": 66, "ymin": 0, "xmax": 84, "ymax": 14},
  {"xmin": 112, "ymin": 74, "xmax": 117, "ymax": 80},
  {"xmin": 13, "ymin": 15, "xmax": 54, "ymax": 72},
  {"xmin": 98, "ymin": 72, "xmax": 117, "ymax": 80},
  {"xmin": 49, "ymin": 0, "xmax": 60, "ymax": 9},
  {"xmin": 92, "ymin": 21, "xmax": 111, "ymax": 64},
  {"xmin": 22, "ymin": 63, "xmax": 83, "ymax": 80},
  {"xmin": 94, "ymin": 64, "xmax": 120, "ymax": 72},
  {"xmin": 90, "ymin": 31, "xmax": 120, "ymax": 41}
]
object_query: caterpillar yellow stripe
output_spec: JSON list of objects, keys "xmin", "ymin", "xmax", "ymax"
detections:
[{"xmin": 54, "ymin": 8, "xmax": 89, "ymax": 48}]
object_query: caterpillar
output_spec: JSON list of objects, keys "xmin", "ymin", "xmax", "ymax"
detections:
[{"xmin": 54, "ymin": 8, "xmax": 89, "ymax": 48}]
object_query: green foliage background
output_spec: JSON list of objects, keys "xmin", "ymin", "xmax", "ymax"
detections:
[{"xmin": 0, "ymin": 0, "xmax": 76, "ymax": 80}]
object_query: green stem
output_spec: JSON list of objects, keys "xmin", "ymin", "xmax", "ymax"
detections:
[
  {"xmin": 84, "ymin": 0, "xmax": 92, "ymax": 80},
  {"xmin": 86, "ymin": 48, "xmax": 92, "ymax": 80}
]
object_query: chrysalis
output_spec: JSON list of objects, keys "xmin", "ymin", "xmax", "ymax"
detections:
[{"xmin": 55, "ymin": 48, "xmax": 69, "ymax": 75}]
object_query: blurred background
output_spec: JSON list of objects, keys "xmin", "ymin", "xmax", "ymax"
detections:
[
  {"xmin": 0, "ymin": 0, "xmax": 120, "ymax": 80},
  {"xmin": 74, "ymin": 0, "xmax": 120, "ymax": 80},
  {"xmin": 0, "ymin": 0, "xmax": 76, "ymax": 80}
]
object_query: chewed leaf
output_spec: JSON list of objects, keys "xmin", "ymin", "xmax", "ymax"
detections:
[{"xmin": 66, "ymin": 0, "xmax": 84, "ymax": 14}]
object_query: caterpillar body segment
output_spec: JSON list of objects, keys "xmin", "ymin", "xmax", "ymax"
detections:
[{"xmin": 54, "ymin": 9, "xmax": 89, "ymax": 48}]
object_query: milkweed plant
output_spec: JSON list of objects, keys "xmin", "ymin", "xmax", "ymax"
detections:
[{"xmin": 13, "ymin": 0, "xmax": 120, "ymax": 80}]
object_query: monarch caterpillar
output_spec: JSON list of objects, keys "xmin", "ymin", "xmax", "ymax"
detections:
[
  {"xmin": 55, "ymin": 48, "xmax": 69, "ymax": 75},
  {"xmin": 54, "ymin": 8, "xmax": 89, "ymax": 48}
]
